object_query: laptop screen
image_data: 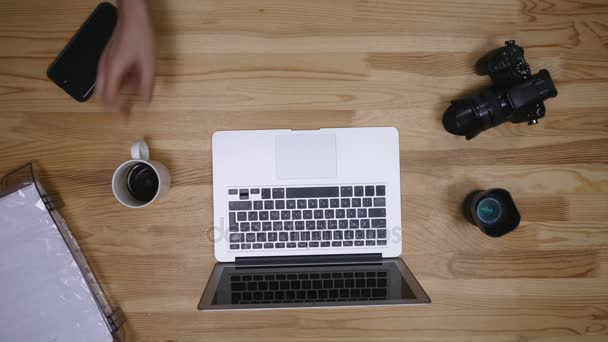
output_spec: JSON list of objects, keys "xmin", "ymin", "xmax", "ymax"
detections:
[{"xmin": 198, "ymin": 258, "xmax": 429, "ymax": 310}]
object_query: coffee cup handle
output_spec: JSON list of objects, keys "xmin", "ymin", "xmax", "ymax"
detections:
[{"xmin": 131, "ymin": 140, "xmax": 150, "ymax": 161}]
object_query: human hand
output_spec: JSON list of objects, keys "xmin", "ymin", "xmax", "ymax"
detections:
[{"xmin": 95, "ymin": 0, "xmax": 156, "ymax": 114}]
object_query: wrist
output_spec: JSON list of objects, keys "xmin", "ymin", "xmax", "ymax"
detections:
[{"xmin": 117, "ymin": 0, "xmax": 148, "ymax": 17}]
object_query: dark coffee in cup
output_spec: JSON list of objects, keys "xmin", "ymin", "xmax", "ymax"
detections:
[{"xmin": 126, "ymin": 162, "xmax": 159, "ymax": 202}]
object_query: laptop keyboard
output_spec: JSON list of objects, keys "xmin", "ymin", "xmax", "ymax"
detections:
[
  {"xmin": 227, "ymin": 185, "xmax": 388, "ymax": 251},
  {"xmin": 230, "ymin": 271, "xmax": 388, "ymax": 304}
]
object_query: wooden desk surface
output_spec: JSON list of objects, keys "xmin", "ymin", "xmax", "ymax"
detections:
[{"xmin": 1, "ymin": 0, "xmax": 607, "ymax": 341}]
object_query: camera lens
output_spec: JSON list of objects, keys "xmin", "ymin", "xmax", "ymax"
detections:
[
  {"xmin": 463, "ymin": 188, "xmax": 521, "ymax": 237},
  {"xmin": 476, "ymin": 197, "xmax": 502, "ymax": 224}
]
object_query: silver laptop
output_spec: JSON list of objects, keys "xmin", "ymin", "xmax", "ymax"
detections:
[{"xmin": 198, "ymin": 127, "xmax": 430, "ymax": 310}]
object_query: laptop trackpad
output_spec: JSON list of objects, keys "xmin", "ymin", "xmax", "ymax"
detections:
[{"xmin": 276, "ymin": 134, "xmax": 337, "ymax": 180}]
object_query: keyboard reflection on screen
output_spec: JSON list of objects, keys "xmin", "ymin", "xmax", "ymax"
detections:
[{"xmin": 230, "ymin": 271, "xmax": 388, "ymax": 304}]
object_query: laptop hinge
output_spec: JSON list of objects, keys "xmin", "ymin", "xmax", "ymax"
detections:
[{"xmin": 235, "ymin": 253, "xmax": 382, "ymax": 267}]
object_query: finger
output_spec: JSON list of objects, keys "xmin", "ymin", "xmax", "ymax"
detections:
[
  {"xmin": 102, "ymin": 58, "xmax": 131, "ymax": 107},
  {"xmin": 121, "ymin": 67, "xmax": 140, "ymax": 96},
  {"xmin": 95, "ymin": 41, "xmax": 111, "ymax": 101},
  {"xmin": 119, "ymin": 100, "xmax": 133, "ymax": 117},
  {"xmin": 139, "ymin": 54, "xmax": 156, "ymax": 105}
]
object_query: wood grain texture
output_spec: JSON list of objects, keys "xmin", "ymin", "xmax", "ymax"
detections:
[{"xmin": 1, "ymin": 0, "xmax": 607, "ymax": 341}]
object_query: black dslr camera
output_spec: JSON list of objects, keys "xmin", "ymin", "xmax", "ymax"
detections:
[{"xmin": 442, "ymin": 40, "xmax": 558, "ymax": 140}]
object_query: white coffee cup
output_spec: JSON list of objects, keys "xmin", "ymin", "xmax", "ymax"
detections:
[{"xmin": 112, "ymin": 140, "xmax": 171, "ymax": 208}]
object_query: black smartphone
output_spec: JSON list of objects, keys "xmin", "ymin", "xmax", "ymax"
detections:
[{"xmin": 47, "ymin": 2, "xmax": 117, "ymax": 102}]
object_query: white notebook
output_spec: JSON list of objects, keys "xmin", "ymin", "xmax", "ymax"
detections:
[{"xmin": 0, "ymin": 184, "xmax": 113, "ymax": 342}]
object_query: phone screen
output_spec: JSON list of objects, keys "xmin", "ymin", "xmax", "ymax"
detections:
[{"xmin": 47, "ymin": 3, "xmax": 117, "ymax": 102}]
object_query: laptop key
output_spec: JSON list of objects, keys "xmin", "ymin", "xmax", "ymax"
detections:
[
  {"xmin": 229, "ymin": 201, "xmax": 252, "ymax": 211},
  {"xmin": 371, "ymin": 219, "xmax": 387, "ymax": 228},
  {"xmin": 261, "ymin": 222, "xmax": 272, "ymax": 231},
  {"xmin": 324, "ymin": 210, "xmax": 334, "ymax": 219},
  {"xmin": 365, "ymin": 186, "xmax": 375, "ymax": 196},
  {"xmin": 287, "ymin": 242, "xmax": 297, "ymax": 248},
  {"xmin": 330, "ymin": 199, "xmax": 340, "ymax": 208},
  {"xmin": 312, "ymin": 231, "xmax": 321, "ymax": 240},
  {"xmin": 366, "ymin": 230, "xmax": 376, "ymax": 239},
  {"xmin": 308, "ymin": 199, "xmax": 318, "ymax": 208},
  {"xmin": 306, "ymin": 221, "xmax": 316, "ymax": 230},
  {"xmin": 268, "ymin": 232, "xmax": 277, "ymax": 241},
  {"xmin": 352, "ymin": 198, "xmax": 361, "ymax": 207},
  {"xmin": 279, "ymin": 232, "xmax": 289, "ymax": 241},
  {"xmin": 275, "ymin": 242, "xmax": 285, "ymax": 248},
  {"xmin": 349, "ymin": 219, "xmax": 359, "ymax": 228},
  {"xmin": 230, "ymin": 244, "xmax": 240, "ymax": 250},
  {"xmin": 361, "ymin": 219, "xmax": 370, "ymax": 228},
  {"xmin": 270, "ymin": 211, "xmax": 280, "ymax": 220},
  {"xmin": 345, "ymin": 230, "xmax": 354, "ymax": 240},
  {"xmin": 264, "ymin": 243, "xmax": 274, "ymax": 249},
  {"xmin": 257, "ymin": 233, "xmax": 267, "ymax": 242},
  {"xmin": 230, "ymin": 233, "xmax": 244, "ymax": 243},
  {"xmin": 253, "ymin": 243, "xmax": 262, "ymax": 249},
  {"xmin": 262, "ymin": 188, "xmax": 271, "ymax": 199},
  {"xmin": 332, "ymin": 241, "xmax": 342, "ymax": 247},
  {"xmin": 336, "ymin": 209, "xmax": 345, "ymax": 218},
  {"xmin": 290, "ymin": 232, "xmax": 299, "ymax": 241},
  {"xmin": 281, "ymin": 211, "xmax": 291, "ymax": 220},
  {"xmin": 275, "ymin": 200, "xmax": 285, "ymax": 209},
  {"xmin": 373, "ymin": 197, "xmax": 386, "ymax": 207},
  {"xmin": 339, "ymin": 220, "xmax": 348, "ymax": 229},
  {"xmin": 301, "ymin": 232, "xmax": 311, "ymax": 241},
  {"xmin": 237, "ymin": 212, "xmax": 247, "ymax": 221},
  {"xmin": 316, "ymin": 220, "xmax": 326, "ymax": 229},
  {"xmin": 343, "ymin": 241, "xmax": 353, "ymax": 247},
  {"xmin": 377, "ymin": 229, "xmax": 387, "ymax": 239},
  {"xmin": 363, "ymin": 198, "xmax": 372, "ymax": 207},
  {"xmin": 246, "ymin": 233, "xmax": 255, "ymax": 242},
  {"xmin": 377, "ymin": 240, "xmax": 387, "ymax": 246},
  {"xmin": 365, "ymin": 240, "xmax": 376, "ymax": 246},
  {"xmin": 298, "ymin": 242, "xmax": 308, "ymax": 248},
  {"xmin": 323, "ymin": 231, "xmax": 332, "ymax": 240},
  {"xmin": 272, "ymin": 188, "xmax": 285, "ymax": 199},
  {"xmin": 354, "ymin": 186, "xmax": 364, "ymax": 196},
  {"xmin": 328, "ymin": 220, "xmax": 338, "ymax": 229},
  {"xmin": 333, "ymin": 231, "xmax": 343, "ymax": 240},
  {"xmin": 321, "ymin": 241, "xmax": 330, "ymax": 247},
  {"xmin": 376, "ymin": 185, "xmax": 385, "ymax": 196},
  {"xmin": 314, "ymin": 210, "xmax": 323, "ymax": 219},
  {"xmin": 355, "ymin": 240, "xmax": 364, "ymax": 246},
  {"xmin": 368, "ymin": 209, "xmax": 386, "ymax": 217},
  {"xmin": 357, "ymin": 209, "xmax": 367, "ymax": 218},
  {"xmin": 241, "ymin": 243, "xmax": 251, "ymax": 249},
  {"xmin": 286, "ymin": 200, "xmax": 296, "ymax": 209},
  {"xmin": 355, "ymin": 230, "xmax": 364, "ymax": 240},
  {"xmin": 295, "ymin": 221, "xmax": 305, "ymax": 230},
  {"xmin": 303, "ymin": 210, "xmax": 313, "ymax": 219},
  {"xmin": 264, "ymin": 200, "xmax": 274, "ymax": 210},
  {"xmin": 259, "ymin": 211, "xmax": 269, "ymax": 220},
  {"xmin": 297, "ymin": 200, "xmax": 307, "ymax": 209},
  {"xmin": 341, "ymin": 186, "xmax": 353, "ymax": 197},
  {"xmin": 292, "ymin": 210, "xmax": 302, "ymax": 220},
  {"xmin": 284, "ymin": 221, "xmax": 294, "ymax": 230},
  {"xmin": 347, "ymin": 209, "xmax": 356, "ymax": 218},
  {"xmin": 319, "ymin": 199, "xmax": 328, "ymax": 208},
  {"xmin": 229, "ymin": 221, "xmax": 239, "ymax": 232},
  {"xmin": 254, "ymin": 201, "xmax": 263, "ymax": 210},
  {"xmin": 309, "ymin": 241, "xmax": 319, "ymax": 247},
  {"xmin": 286, "ymin": 187, "xmax": 339, "ymax": 198},
  {"xmin": 341, "ymin": 198, "xmax": 350, "ymax": 208},
  {"xmin": 248, "ymin": 212, "xmax": 258, "ymax": 221}
]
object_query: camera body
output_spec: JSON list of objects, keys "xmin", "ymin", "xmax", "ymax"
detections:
[{"xmin": 443, "ymin": 41, "xmax": 558, "ymax": 140}]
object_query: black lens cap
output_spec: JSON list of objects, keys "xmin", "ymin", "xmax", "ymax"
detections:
[{"xmin": 463, "ymin": 188, "xmax": 521, "ymax": 237}]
